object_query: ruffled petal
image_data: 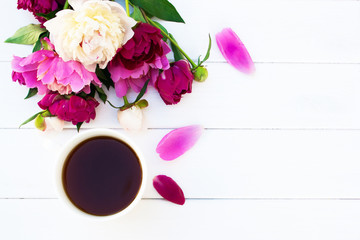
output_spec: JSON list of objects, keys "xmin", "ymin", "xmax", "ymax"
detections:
[
  {"xmin": 115, "ymin": 79, "xmax": 129, "ymax": 98},
  {"xmin": 153, "ymin": 175, "xmax": 185, "ymax": 205},
  {"xmin": 156, "ymin": 125, "xmax": 203, "ymax": 161},
  {"xmin": 216, "ymin": 28, "xmax": 255, "ymax": 74}
]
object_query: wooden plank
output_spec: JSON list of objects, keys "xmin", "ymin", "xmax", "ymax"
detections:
[
  {"xmin": 1, "ymin": 199, "xmax": 360, "ymax": 239},
  {"xmin": 2, "ymin": 62, "xmax": 360, "ymax": 129},
  {"xmin": 1, "ymin": 1, "xmax": 360, "ymax": 63},
  {"xmin": 2, "ymin": 129, "xmax": 360, "ymax": 198}
]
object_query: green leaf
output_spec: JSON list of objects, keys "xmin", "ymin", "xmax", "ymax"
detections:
[
  {"xmin": 169, "ymin": 33, "xmax": 184, "ymax": 61},
  {"xmin": 130, "ymin": 0, "xmax": 184, "ymax": 23},
  {"xmin": 77, "ymin": 91, "xmax": 88, "ymax": 99},
  {"xmin": 36, "ymin": 9, "xmax": 59, "ymax": 20},
  {"xmin": 24, "ymin": 88, "xmax": 38, "ymax": 99},
  {"xmin": 152, "ymin": 21, "xmax": 169, "ymax": 41},
  {"xmin": 5, "ymin": 24, "xmax": 47, "ymax": 45},
  {"xmin": 135, "ymin": 79, "xmax": 150, "ymax": 102},
  {"xmin": 95, "ymin": 66, "xmax": 114, "ymax": 90},
  {"xmin": 131, "ymin": 6, "xmax": 147, "ymax": 23},
  {"xmin": 33, "ymin": 31, "xmax": 49, "ymax": 52},
  {"xmin": 76, "ymin": 122, "xmax": 83, "ymax": 132},
  {"xmin": 33, "ymin": 38, "xmax": 42, "ymax": 52},
  {"xmin": 88, "ymin": 85, "xmax": 96, "ymax": 98},
  {"xmin": 95, "ymin": 85, "xmax": 108, "ymax": 103},
  {"xmin": 19, "ymin": 110, "xmax": 45, "ymax": 128},
  {"xmin": 198, "ymin": 34, "xmax": 212, "ymax": 66}
]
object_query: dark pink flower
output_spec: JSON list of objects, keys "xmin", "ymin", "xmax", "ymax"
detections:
[
  {"xmin": 154, "ymin": 60, "xmax": 193, "ymax": 105},
  {"xmin": 108, "ymin": 23, "xmax": 171, "ymax": 98},
  {"xmin": 216, "ymin": 28, "xmax": 255, "ymax": 74},
  {"xmin": 12, "ymin": 39, "xmax": 101, "ymax": 95},
  {"xmin": 153, "ymin": 175, "xmax": 185, "ymax": 205},
  {"xmin": 156, "ymin": 125, "xmax": 204, "ymax": 161},
  {"xmin": 38, "ymin": 92, "xmax": 99, "ymax": 125},
  {"xmin": 17, "ymin": 0, "xmax": 65, "ymax": 23}
]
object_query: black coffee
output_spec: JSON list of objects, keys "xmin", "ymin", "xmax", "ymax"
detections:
[{"xmin": 62, "ymin": 136, "xmax": 142, "ymax": 216}]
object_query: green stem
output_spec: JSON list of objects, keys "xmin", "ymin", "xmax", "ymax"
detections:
[
  {"xmin": 106, "ymin": 100, "xmax": 121, "ymax": 109},
  {"xmin": 125, "ymin": 0, "xmax": 130, "ymax": 16},
  {"xmin": 123, "ymin": 96, "xmax": 129, "ymax": 105},
  {"xmin": 146, "ymin": 17, "xmax": 197, "ymax": 68},
  {"xmin": 63, "ymin": 0, "xmax": 69, "ymax": 9}
]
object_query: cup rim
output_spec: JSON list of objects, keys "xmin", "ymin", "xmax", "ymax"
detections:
[{"xmin": 55, "ymin": 128, "xmax": 147, "ymax": 220}]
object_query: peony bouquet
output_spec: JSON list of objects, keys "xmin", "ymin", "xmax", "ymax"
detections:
[{"xmin": 7, "ymin": 0, "xmax": 211, "ymax": 131}]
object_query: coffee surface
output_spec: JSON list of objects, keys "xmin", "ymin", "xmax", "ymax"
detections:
[{"xmin": 62, "ymin": 136, "xmax": 142, "ymax": 216}]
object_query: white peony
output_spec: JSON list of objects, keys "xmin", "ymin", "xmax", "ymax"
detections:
[
  {"xmin": 44, "ymin": 0, "xmax": 136, "ymax": 72},
  {"xmin": 117, "ymin": 106, "xmax": 144, "ymax": 131}
]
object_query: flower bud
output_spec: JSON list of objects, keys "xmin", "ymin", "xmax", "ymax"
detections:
[
  {"xmin": 117, "ymin": 106, "xmax": 144, "ymax": 131},
  {"xmin": 193, "ymin": 66, "xmax": 208, "ymax": 82},
  {"xmin": 135, "ymin": 99, "xmax": 149, "ymax": 109},
  {"xmin": 34, "ymin": 114, "xmax": 46, "ymax": 131},
  {"xmin": 45, "ymin": 117, "xmax": 64, "ymax": 132}
]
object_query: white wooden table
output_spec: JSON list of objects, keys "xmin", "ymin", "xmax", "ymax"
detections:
[{"xmin": 1, "ymin": 0, "xmax": 360, "ymax": 239}]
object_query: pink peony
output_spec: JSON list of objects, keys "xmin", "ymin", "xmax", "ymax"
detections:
[
  {"xmin": 108, "ymin": 23, "xmax": 171, "ymax": 98},
  {"xmin": 155, "ymin": 60, "xmax": 193, "ymax": 105},
  {"xmin": 12, "ymin": 39, "xmax": 101, "ymax": 95},
  {"xmin": 17, "ymin": 0, "xmax": 66, "ymax": 23},
  {"xmin": 38, "ymin": 92, "xmax": 99, "ymax": 125}
]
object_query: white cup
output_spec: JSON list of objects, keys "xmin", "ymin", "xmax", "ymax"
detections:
[{"xmin": 55, "ymin": 128, "xmax": 147, "ymax": 220}]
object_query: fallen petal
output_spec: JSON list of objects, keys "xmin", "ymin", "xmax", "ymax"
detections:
[
  {"xmin": 156, "ymin": 125, "xmax": 203, "ymax": 160},
  {"xmin": 216, "ymin": 28, "xmax": 255, "ymax": 74},
  {"xmin": 153, "ymin": 175, "xmax": 185, "ymax": 205}
]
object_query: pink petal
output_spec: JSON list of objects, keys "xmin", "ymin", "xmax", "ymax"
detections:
[
  {"xmin": 156, "ymin": 125, "xmax": 203, "ymax": 161},
  {"xmin": 115, "ymin": 79, "xmax": 129, "ymax": 98},
  {"xmin": 216, "ymin": 28, "xmax": 255, "ymax": 74},
  {"xmin": 153, "ymin": 175, "xmax": 185, "ymax": 205}
]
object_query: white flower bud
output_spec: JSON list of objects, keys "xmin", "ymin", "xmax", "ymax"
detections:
[
  {"xmin": 45, "ymin": 117, "xmax": 65, "ymax": 132},
  {"xmin": 117, "ymin": 106, "xmax": 144, "ymax": 131}
]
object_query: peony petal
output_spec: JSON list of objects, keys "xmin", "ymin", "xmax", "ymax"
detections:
[
  {"xmin": 115, "ymin": 79, "xmax": 129, "ymax": 98},
  {"xmin": 156, "ymin": 125, "xmax": 203, "ymax": 161},
  {"xmin": 216, "ymin": 28, "xmax": 255, "ymax": 74},
  {"xmin": 68, "ymin": 0, "xmax": 87, "ymax": 10},
  {"xmin": 153, "ymin": 175, "xmax": 185, "ymax": 205}
]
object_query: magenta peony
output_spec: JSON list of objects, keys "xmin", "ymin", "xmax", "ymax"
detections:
[
  {"xmin": 17, "ymin": 0, "xmax": 65, "ymax": 23},
  {"xmin": 38, "ymin": 92, "xmax": 99, "ymax": 125},
  {"xmin": 155, "ymin": 60, "xmax": 193, "ymax": 105},
  {"xmin": 108, "ymin": 23, "xmax": 171, "ymax": 98},
  {"xmin": 12, "ymin": 39, "xmax": 101, "ymax": 95}
]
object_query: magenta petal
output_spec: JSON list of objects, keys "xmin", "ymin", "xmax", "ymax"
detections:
[
  {"xmin": 156, "ymin": 125, "xmax": 203, "ymax": 161},
  {"xmin": 216, "ymin": 28, "xmax": 255, "ymax": 74},
  {"xmin": 153, "ymin": 175, "xmax": 185, "ymax": 205}
]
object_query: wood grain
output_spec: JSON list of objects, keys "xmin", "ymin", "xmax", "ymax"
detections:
[
  {"xmin": 1, "ymin": 0, "xmax": 360, "ymax": 239},
  {"xmin": 1, "ymin": 199, "xmax": 360, "ymax": 240},
  {"xmin": 2, "ymin": 129, "xmax": 360, "ymax": 198}
]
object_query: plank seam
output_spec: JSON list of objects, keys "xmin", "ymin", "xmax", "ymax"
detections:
[
  {"xmin": 1, "ymin": 198, "xmax": 360, "ymax": 200},
  {"xmin": 3, "ymin": 127, "xmax": 360, "ymax": 131}
]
